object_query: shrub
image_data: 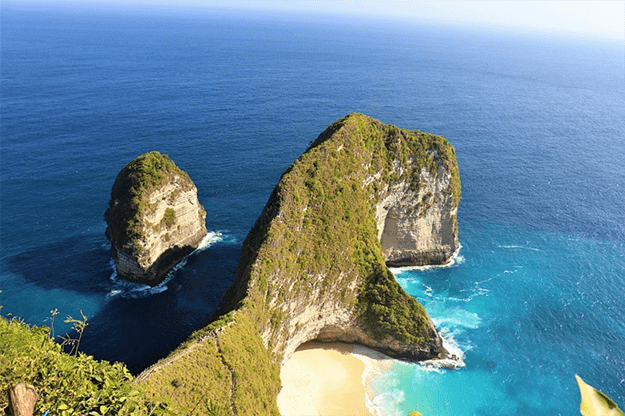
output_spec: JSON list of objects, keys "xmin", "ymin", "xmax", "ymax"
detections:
[{"xmin": 0, "ymin": 317, "xmax": 171, "ymax": 416}]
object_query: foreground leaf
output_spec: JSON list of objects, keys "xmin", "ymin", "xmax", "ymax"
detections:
[{"xmin": 576, "ymin": 375, "xmax": 624, "ymax": 416}]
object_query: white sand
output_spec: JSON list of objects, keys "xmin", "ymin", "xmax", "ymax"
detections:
[{"xmin": 277, "ymin": 341, "xmax": 374, "ymax": 416}]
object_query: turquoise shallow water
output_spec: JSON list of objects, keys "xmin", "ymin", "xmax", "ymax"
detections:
[
  {"xmin": 1, "ymin": 3, "xmax": 624, "ymax": 412},
  {"xmin": 374, "ymin": 221, "xmax": 625, "ymax": 415}
]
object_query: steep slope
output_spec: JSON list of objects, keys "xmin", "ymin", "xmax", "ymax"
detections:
[
  {"xmin": 138, "ymin": 114, "xmax": 461, "ymax": 415},
  {"xmin": 106, "ymin": 151, "xmax": 207, "ymax": 286},
  {"xmin": 226, "ymin": 113, "xmax": 460, "ymax": 362}
]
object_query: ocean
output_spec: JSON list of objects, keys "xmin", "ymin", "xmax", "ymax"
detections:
[{"xmin": 1, "ymin": 3, "xmax": 624, "ymax": 415}]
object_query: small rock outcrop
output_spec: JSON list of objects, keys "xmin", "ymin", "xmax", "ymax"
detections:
[{"xmin": 105, "ymin": 151, "xmax": 207, "ymax": 286}]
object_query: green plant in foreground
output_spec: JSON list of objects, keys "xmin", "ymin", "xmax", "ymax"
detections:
[
  {"xmin": 0, "ymin": 315, "xmax": 172, "ymax": 415},
  {"xmin": 45, "ymin": 308, "xmax": 59, "ymax": 339},
  {"xmin": 577, "ymin": 375, "xmax": 624, "ymax": 416},
  {"xmin": 59, "ymin": 310, "xmax": 88, "ymax": 356},
  {"xmin": 203, "ymin": 399, "xmax": 225, "ymax": 416}
]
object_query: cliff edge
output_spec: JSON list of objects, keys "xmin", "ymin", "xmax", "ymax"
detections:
[
  {"xmin": 137, "ymin": 114, "xmax": 461, "ymax": 415},
  {"xmin": 226, "ymin": 113, "xmax": 460, "ymax": 362},
  {"xmin": 106, "ymin": 151, "xmax": 207, "ymax": 286}
]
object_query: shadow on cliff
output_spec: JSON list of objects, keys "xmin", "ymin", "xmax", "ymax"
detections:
[{"xmin": 6, "ymin": 234, "xmax": 240, "ymax": 374}]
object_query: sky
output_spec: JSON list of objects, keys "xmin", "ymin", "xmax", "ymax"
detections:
[
  {"xmin": 8, "ymin": 1, "xmax": 625, "ymax": 40},
  {"xmin": 203, "ymin": 1, "xmax": 625, "ymax": 39}
]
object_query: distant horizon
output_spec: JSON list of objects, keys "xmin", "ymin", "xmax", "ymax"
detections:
[{"xmin": 4, "ymin": 0, "xmax": 624, "ymax": 41}]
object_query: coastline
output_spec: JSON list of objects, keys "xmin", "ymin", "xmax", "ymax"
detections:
[
  {"xmin": 277, "ymin": 341, "xmax": 394, "ymax": 416},
  {"xmin": 277, "ymin": 342, "xmax": 370, "ymax": 415}
]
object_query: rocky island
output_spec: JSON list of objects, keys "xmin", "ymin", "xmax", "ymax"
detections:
[
  {"xmin": 137, "ymin": 113, "xmax": 461, "ymax": 415},
  {"xmin": 105, "ymin": 151, "xmax": 207, "ymax": 286}
]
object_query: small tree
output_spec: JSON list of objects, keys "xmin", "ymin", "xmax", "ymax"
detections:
[
  {"xmin": 45, "ymin": 308, "xmax": 59, "ymax": 339},
  {"xmin": 60, "ymin": 310, "xmax": 88, "ymax": 356}
]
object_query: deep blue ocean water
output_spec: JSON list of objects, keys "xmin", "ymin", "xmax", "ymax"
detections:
[{"xmin": 1, "ymin": 4, "xmax": 624, "ymax": 415}]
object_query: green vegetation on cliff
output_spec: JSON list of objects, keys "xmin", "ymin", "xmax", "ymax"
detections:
[
  {"xmin": 3, "ymin": 115, "xmax": 461, "ymax": 416},
  {"xmin": 138, "ymin": 114, "xmax": 460, "ymax": 414},
  {"xmin": 0, "ymin": 316, "xmax": 171, "ymax": 416},
  {"xmin": 106, "ymin": 151, "xmax": 191, "ymax": 256},
  {"xmin": 227, "ymin": 113, "xmax": 459, "ymax": 349},
  {"xmin": 138, "ymin": 114, "xmax": 460, "ymax": 415},
  {"xmin": 138, "ymin": 312, "xmax": 280, "ymax": 416}
]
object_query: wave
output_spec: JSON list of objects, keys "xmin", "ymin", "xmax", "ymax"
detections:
[
  {"xmin": 449, "ymin": 282, "xmax": 491, "ymax": 302},
  {"xmin": 106, "ymin": 265, "xmax": 171, "ymax": 299},
  {"xmin": 196, "ymin": 231, "xmax": 223, "ymax": 251},
  {"xmin": 433, "ymin": 309, "xmax": 481, "ymax": 331},
  {"xmin": 366, "ymin": 251, "xmax": 481, "ymax": 415},
  {"xmin": 356, "ymin": 351, "xmax": 406, "ymax": 416},
  {"xmin": 358, "ymin": 302, "xmax": 474, "ymax": 415},
  {"xmin": 418, "ymin": 326, "xmax": 466, "ymax": 371},
  {"xmin": 362, "ymin": 327, "xmax": 469, "ymax": 416},
  {"xmin": 351, "ymin": 345, "xmax": 396, "ymax": 416},
  {"xmin": 394, "ymin": 273, "xmax": 489, "ymax": 305},
  {"xmin": 497, "ymin": 244, "xmax": 543, "ymax": 252},
  {"xmin": 367, "ymin": 388, "xmax": 405, "ymax": 416},
  {"xmin": 211, "ymin": 232, "xmax": 238, "ymax": 245},
  {"xmin": 106, "ymin": 231, "xmax": 223, "ymax": 299}
]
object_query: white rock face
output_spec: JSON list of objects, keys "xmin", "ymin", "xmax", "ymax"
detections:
[
  {"xmin": 113, "ymin": 181, "xmax": 207, "ymax": 285},
  {"xmin": 376, "ymin": 155, "xmax": 458, "ymax": 266},
  {"xmin": 264, "ymin": 280, "xmax": 443, "ymax": 363},
  {"xmin": 107, "ymin": 152, "xmax": 207, "ymax": 286},
  {"xmin": 228, "ymin": 114, "xmax": 461, "ymax": 365}
]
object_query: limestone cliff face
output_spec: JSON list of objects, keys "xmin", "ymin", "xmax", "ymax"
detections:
[
  {"xmin": 106, "ymin": 151, "xmax": 207, "ymax": 286},
  {"xmin": 376, "ymin": 153, "xmax": 459, "ymax": 266},
  {"xmin": 224, "ymin": 113, "xmax": 460, "ymax": 363},
  {"xmin": 137, "ymin": 115, "xmax": 461, "ymax": 415}
]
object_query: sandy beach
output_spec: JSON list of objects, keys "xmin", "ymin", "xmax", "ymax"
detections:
[{"xmin": 278, "ymin": 341, "xmax": 386, "ymax": 416}]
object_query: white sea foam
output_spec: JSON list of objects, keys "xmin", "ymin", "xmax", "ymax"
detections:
[
  {"xmin": 355, "ymin": 325, "xmax": 470, "ymax": 416},
  {"xmin": 368, "ymin": 387, "xmax": 405, "ymax": 416},
  {"xmin": 169, "ymin": 231, "xmax": 223, "ymax": 272},
  {"xmin": 448, "ymin": 286, "xmax": 489, "ymax": 302},
  {"xmin": 213, "ymin": 232, "xmax": 238, "ymax": 245},
  {"xmin": 359, "ymin": 242, "xmax": 474, "ymax": 415},
  {"xmin": 447, "ymin": 276, "xmax": 494, "ymax": 303},
  {"xmin": 419, "ymin": 326, "xmax": 466, "ymax": 371},
  {"xmin": 353, "ymin": 316, "xmax": 471, "ymax": 415},
  {"xmin": 433, "ymin": 310, "xmax": 481, "ymax": 331},
  {"xmin": 498, "ymin": 244, "xmax": 543, "ymax": 252},
  {"xmin": 107, "ymin": 273, "xmax": 170, "ymax": 298},
  {"xmin": 196, "ymin": 231, "xmax": 223, "ymax": 251},
  {"xmin": 106, "ymin": 231, "xmax": 223, "ymax": 299},
  {"xmin": 351, "ymin": 345, "xmax": 395, "ymax": 416},
  {"xmin": 107, "ymin": 289, "xmax": 122, "ymax": 298}
]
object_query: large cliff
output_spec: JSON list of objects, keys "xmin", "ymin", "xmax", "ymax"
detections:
[
  {"xmin": 137, "ymin": 114, "xmax": 461, "ymax": 415},
  {"xmin": 106, "ymin": 151, "xmax": 207, "ymax": 286}
]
